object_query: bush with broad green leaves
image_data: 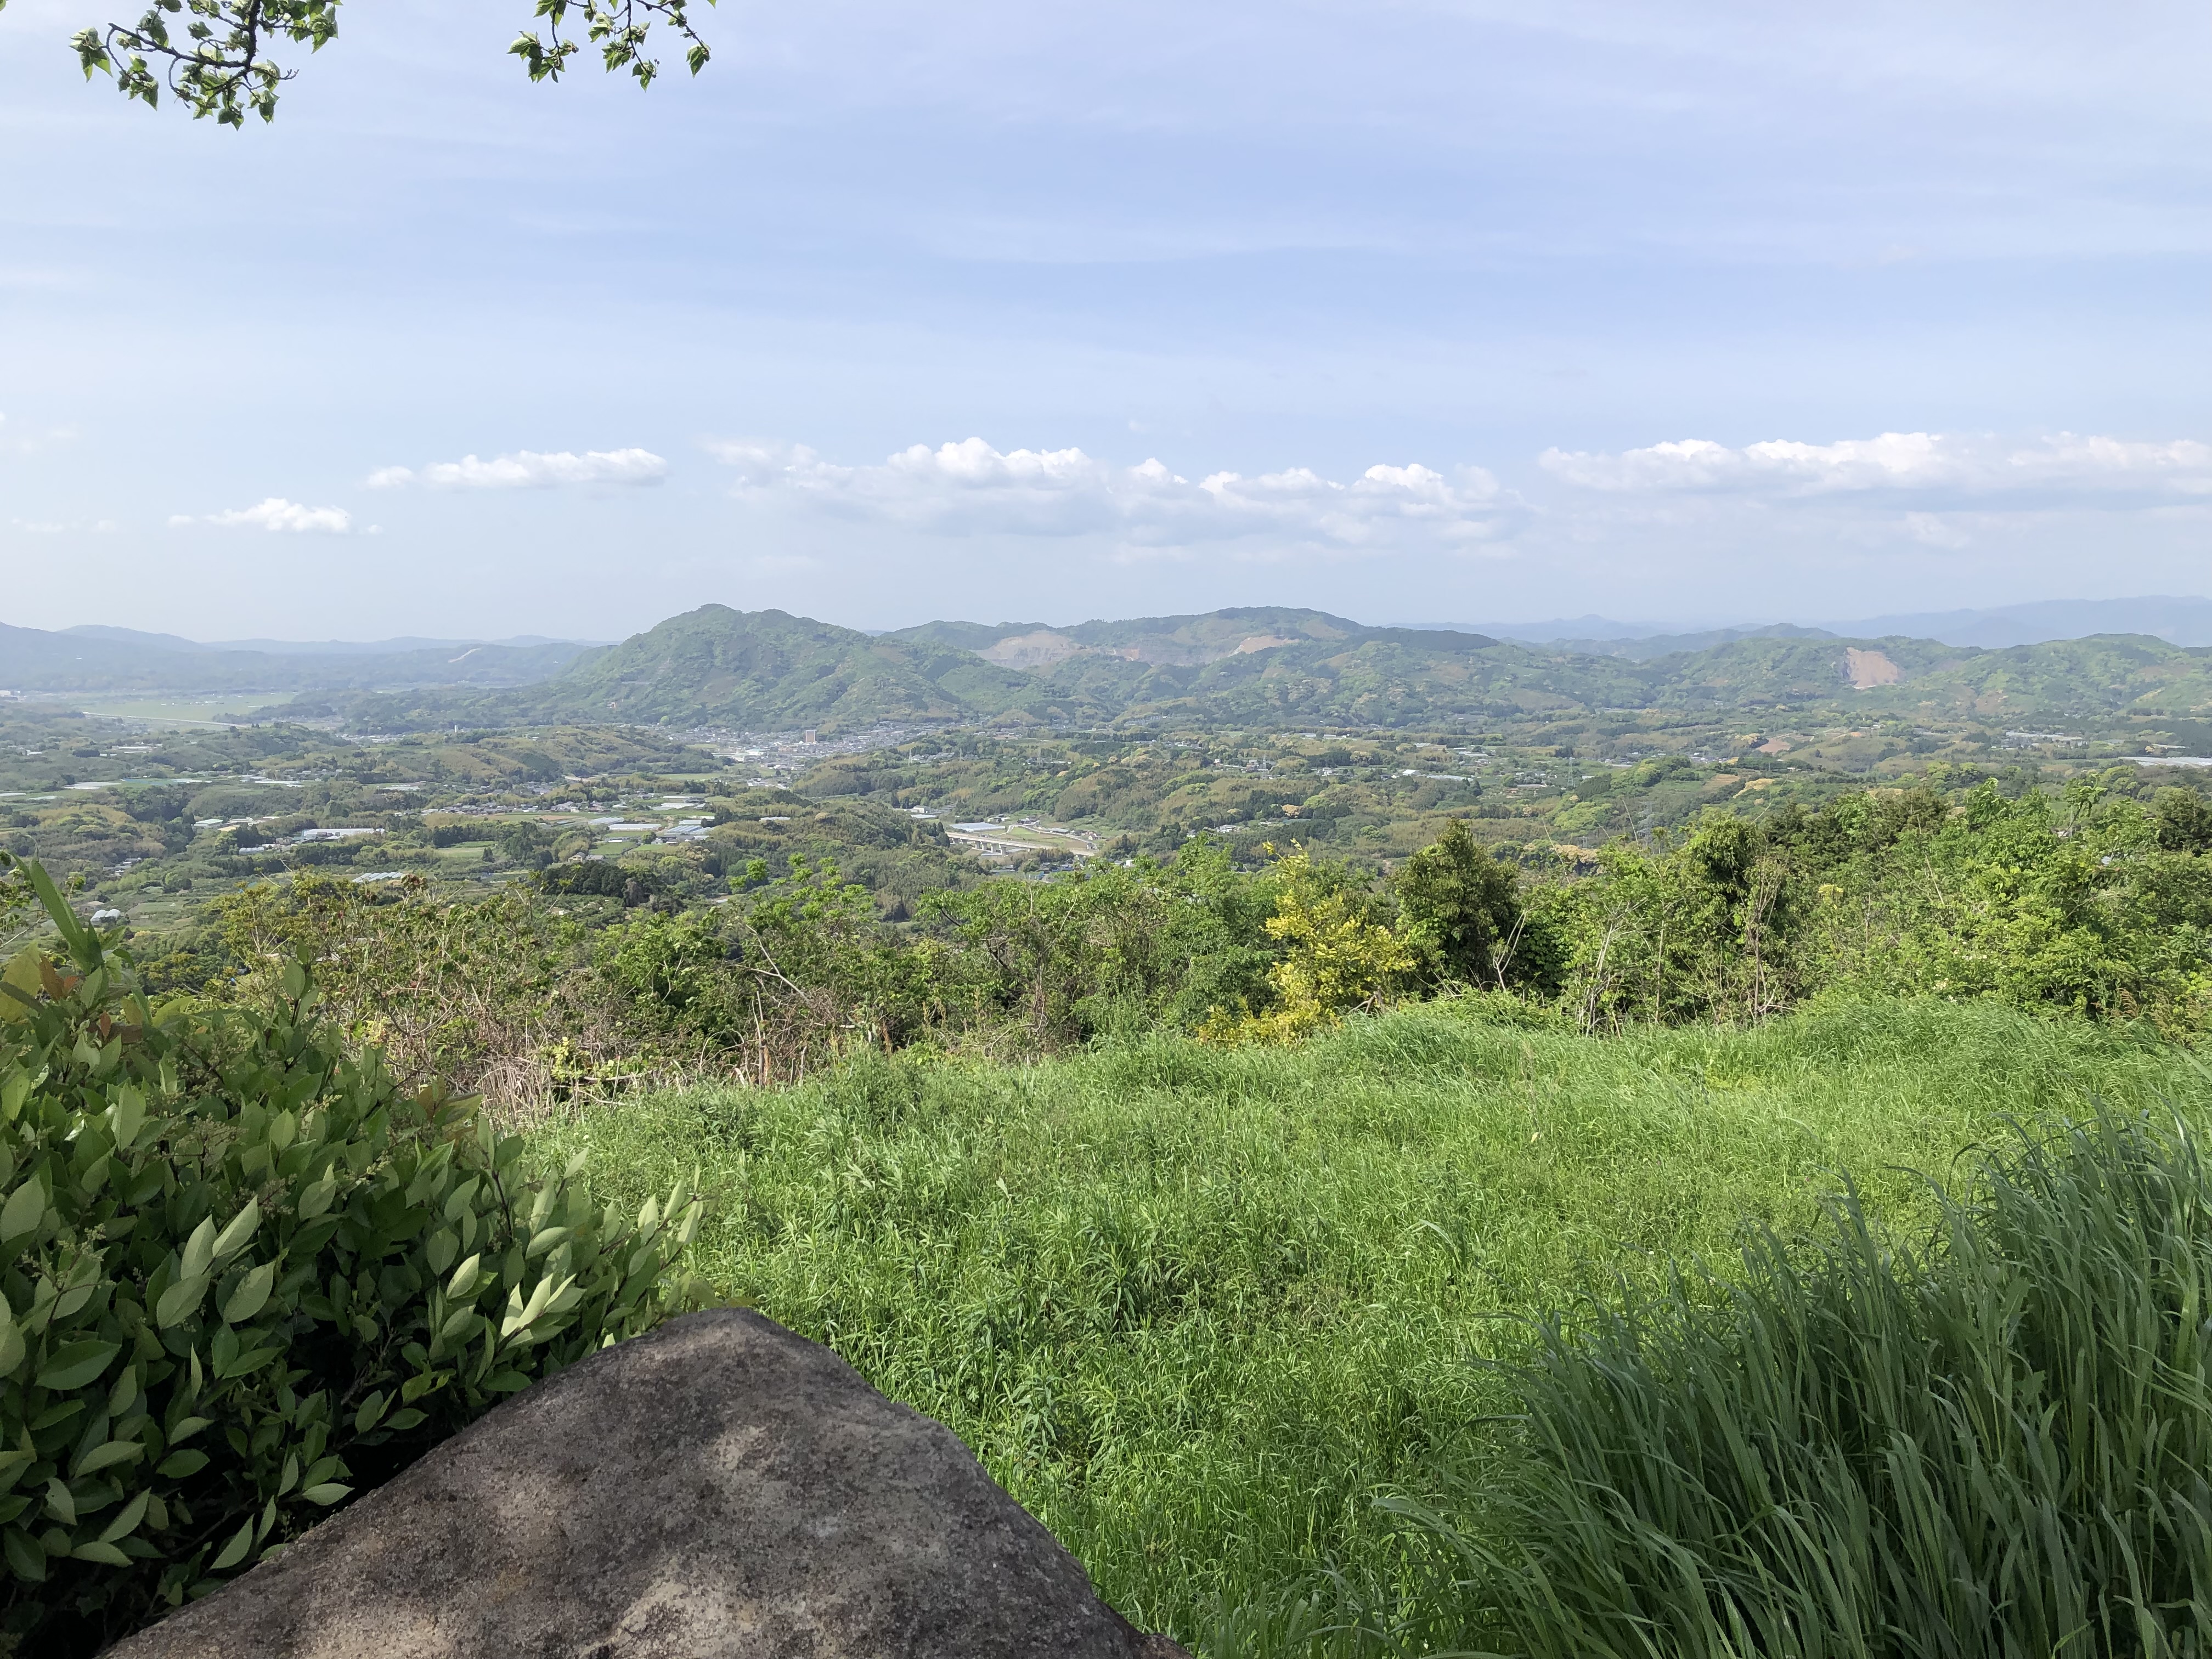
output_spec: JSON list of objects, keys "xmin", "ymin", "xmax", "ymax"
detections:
[{"xmin": 0, "ymin": 861, "xmax": 705, "ymax": 1654}]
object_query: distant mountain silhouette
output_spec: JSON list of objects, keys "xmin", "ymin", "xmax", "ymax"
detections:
[
  {"xmin": 1, "ymin": 624, "xmax": 592, "ymax": 693},
  {"xmin": 1816, "ymin": 597, "xmax": 2212, "ymax": 648},
  {"xmin": 1394, "ymin": 596, "xmax": 2212, "ymax": 651}
]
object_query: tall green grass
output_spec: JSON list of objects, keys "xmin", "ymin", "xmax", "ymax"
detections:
[
  {"xmin": 1420, "ymin": 1107, "xmax": 2212, "ymax": 1658},
  {"xmin": 533, "ymin": 999, "xmax": 2207, "ymax": 1655}
]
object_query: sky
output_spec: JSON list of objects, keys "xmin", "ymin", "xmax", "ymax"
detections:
[{"xmin": 1, "ymin": 0, "xmax": 2207, "ymax": 641}]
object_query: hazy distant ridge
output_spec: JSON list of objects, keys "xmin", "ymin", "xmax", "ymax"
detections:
[
  {"xmin": 0, "ymin": 623, "xmax": 595, "ymax": 693},
  {"xmin": 60, "ymin": 624, "xmax": 601, "ymax": 657},
  {"xmin": 1400, "ymin": 595, "xmax": 2212, "ymax": 651}
]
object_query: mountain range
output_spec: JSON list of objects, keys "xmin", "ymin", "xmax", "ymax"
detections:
[
  {"xmin": 293, "ymin": 605, "xmax": 2212, "ymax": 732},
  {"xmin": 12, "ymin": 602, "xmax": 2212, "ymax": 731}
]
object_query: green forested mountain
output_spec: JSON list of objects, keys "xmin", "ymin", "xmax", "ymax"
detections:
[
  {"xmin": 513, "ymin": 606, "xmax": 1041, "ymax": 725},
  {"xmin": 1897, "ymin": 632, "xmax": 2212, "ymax": 716},
  {"xmin": 313, "ymin": 607, "xmax": 1029, "ymax": 731},
  {"xmin": 1537, "ymin": 623, "xmax": 1837, "ymax": 660},
  {"xmin": 889, "ymin": 606, "xmax": 1376, "ymax": 668}
]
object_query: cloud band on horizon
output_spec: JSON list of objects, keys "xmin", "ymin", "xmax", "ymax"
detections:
[
  {"xmin": 706, "ymin": 436, "xmax": 1526, "ymax": 558},
  {"xmin": 1540, "ymin": 432, "xmax": 2212, "ymax": 500},
  {"xmin": 369, "ymin": 448, "xmax": 668, "ymax": 489}
]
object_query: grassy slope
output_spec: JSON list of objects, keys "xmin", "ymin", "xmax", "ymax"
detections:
[{"xmin": 535, "ymin": 1001, "xmax": 2208, "ymax": 1654}]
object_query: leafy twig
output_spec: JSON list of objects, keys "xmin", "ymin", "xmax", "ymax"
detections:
[{"xmin": 60, "ymin": 0, "xmax": 715, "ymax": 126}]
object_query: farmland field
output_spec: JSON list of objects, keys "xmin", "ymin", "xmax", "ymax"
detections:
[{"xmin": 63, "ymin": 692, "xmax": 303, "ymax": 724}]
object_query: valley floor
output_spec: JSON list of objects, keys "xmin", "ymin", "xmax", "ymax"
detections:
[{"xmin": 535, "ymin": 1000, "xmax": 2209, "ymax": 1656}]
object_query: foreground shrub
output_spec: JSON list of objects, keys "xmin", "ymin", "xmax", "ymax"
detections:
[
  {"xmin": 213, "ymin": 872, "xmax": 593, "ymax": 1113},
  {"xmin": 0, "ymin": 865, "xmax": 703, "ymax": 1653},
  {"xmin": 1199, "ymin": 849, "xmax": 1413, "ymax": 1043},
  {"xmin": 1530, "ymin": 782, "xmax": 2212, "ymax": 1040},
  {"xmin": 1409, "ymin": 1108, "xmax": 2212, "ymax": 1658}
]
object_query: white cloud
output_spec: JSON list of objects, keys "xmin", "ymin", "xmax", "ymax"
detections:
[
  {"xmin": 10, "ymin": 517, "xmax": 118, "ymax": 534},
  {"xmin": 170, "ymin": 498, "xmax": 352, "ymax": 534},
  {"xmin": 705, "ymin": 436, "xmax": 1521, "ymax": 557},
  {"xmin": 369, "ymin": 448, "xmax": 668, "ymax": 489},
  {"xmin": 1539, "ymin": 431, "xmax": 2212, "ymax": 500}
]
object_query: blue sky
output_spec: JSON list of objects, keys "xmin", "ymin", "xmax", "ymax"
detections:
[{"xmin": 2, "ymin": 0, "xmax": 2206, "ymax": 640}]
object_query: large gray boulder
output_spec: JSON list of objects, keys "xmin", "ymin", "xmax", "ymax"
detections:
[{"xmin": 109, "ymin": 1307, "xmax": 1186, "ymax": 1658}]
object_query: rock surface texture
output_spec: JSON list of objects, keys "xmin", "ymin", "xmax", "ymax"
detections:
[{"xmin": 108, "ymin": 1307, "xmax": 1187, "ymax": 1658}]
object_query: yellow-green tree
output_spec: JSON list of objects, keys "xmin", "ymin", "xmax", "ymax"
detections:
[{"xmin": 1205, "ymin": 849, "xmax": 1414, "ymax": 1043}]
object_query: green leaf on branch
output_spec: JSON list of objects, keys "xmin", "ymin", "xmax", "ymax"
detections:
[
  {"xmin": 211, "ymin": 1198, "xmax": 261, "ymax": 1265},
  {"xmin": 209, "ymin": 1516, "xmax": 255, "ymax": 1571},
  {"xmin": 98, "ymin": 1489, "xmax": 150, "ymax": 1543},
  {"xmin": 296, "ymin": 1173, "xmax": 338, "ymax": 1220},
  {"xmin": 179, "ymin": 1215, "xmax": 218, "ymax": 1282},
  {"xmin": 3, "ymin": 1527, "xmax": 44, "ymax": 1580},
  {"xmin": 156, "ymin": 1276, "xmax": 207, "ymax": 1329},
  {"xmin": 35, "ymin": 1340, "xmax": 120, "ymax": 1392},
  {"xmin": 0, "ymin": 1180, "xmax": 44, "ymax": 1245},
  {"xmin": 73, "ymin": 1440, "xmax": 145, "ymax": 1478},
  {"xmin": 445, "ymin": 1252, "xmax": 482, "ymax": 1300},
  {"xmin": 221, "ymin": 1262, "xmax": 275, "ymax": 1324}
]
